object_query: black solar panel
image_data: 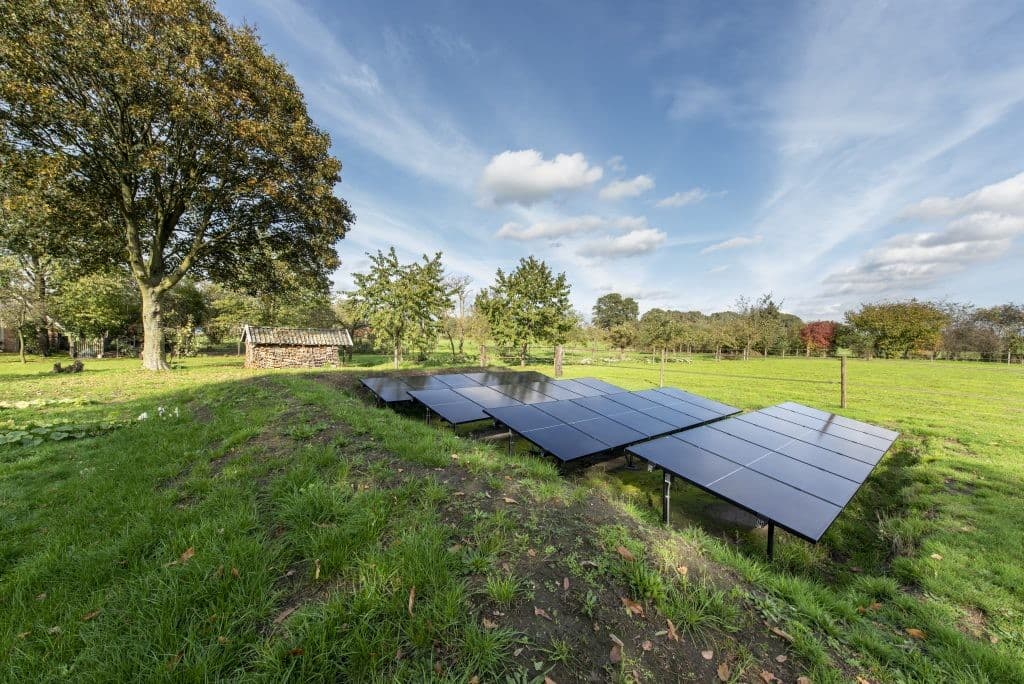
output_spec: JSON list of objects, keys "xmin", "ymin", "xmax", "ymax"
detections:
[
  {"xmin": 627, "ymin": 402, "xmax": 898, "ymax": 544},
  {"xmin": 488, "ymin": 389, "xmax": 740, "ymax": 462},
  {"xmin": 360, "ymin": 370, "xmax": 556, "ymax": 405}
]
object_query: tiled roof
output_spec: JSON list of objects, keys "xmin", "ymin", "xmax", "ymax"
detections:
[{"xmin": 242, "ymin": 326, "xmax": 353, "ymax": 347}]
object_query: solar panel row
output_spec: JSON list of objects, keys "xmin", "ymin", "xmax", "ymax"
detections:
[
  {"xmin": 627, "ymin": 402, "xmax": 898, "ymax": 544},
  {"xmin": 409, "ymin": 376, "xmax": 628, "ymax": 425},
  {"xmin": 487, "ymin": 387, "xmax": 741, "ymax": 463},
  {"xmin": 359, "ymin": 370, "xmax": 549, "ymax": 405}
]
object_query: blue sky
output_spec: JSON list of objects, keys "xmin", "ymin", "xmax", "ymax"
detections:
[{"xmin": 217, "ymin": 0, "xmax": 1024, "ymax": 321}]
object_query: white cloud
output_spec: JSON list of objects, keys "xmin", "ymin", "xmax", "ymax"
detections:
[
  {"xmin": 901, "ymin": 172, "xmax": 1024, "ymax": 220},
  {"xmin": 479, "ymin": 149, "xmax": 603, "ymax": 205},
  {"xmin": 607, "ymin": 155, "xmax": 626, "ymax": 172},
  {"xmin": 496, "ymin": 215, "xmax": 648, "ymax": 241},
  {"xmin": 656, "ymin": 187, "xmax": 711, "ymax": 208},
  {"xmin": 700, "ymin": 235, "xmax": 762, "ymax": 254},
  {"xmin": 821, "ymin": 211, "xmax": 1024, "ymax": 297},
  {"xmin": 599, "ymin": 175, "xmax": 655, "ymax": 200},
  {"xmin": 708, "ymin": 265, "xmax": 729, "ymax": 273},
  {"xmin": 576, "ymin": 228, "xmax": 667, "ymax": 258}
]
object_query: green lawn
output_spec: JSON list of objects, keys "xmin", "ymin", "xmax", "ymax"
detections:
[{"xmin": 1, "ymin": 353, "xmax": 1022, "ymax": 681}]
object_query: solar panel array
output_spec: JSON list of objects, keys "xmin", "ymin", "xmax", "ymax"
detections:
[
  {"xmin": 408, "ymin": 376, "xmax": 629, "ymax": 425},
  {"xmin": 486, "ymin": 387, "xmax": 741, "ymax": 463},
  {"xmin": 627, "ymin": 402, "xmax": 898, "ymax": 542},
  {"xmin": 359, "ymin": 371, "xmax": 549, "ymax": 405}
]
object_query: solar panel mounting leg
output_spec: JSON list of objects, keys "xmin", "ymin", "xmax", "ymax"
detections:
[
  {"xmin": 508, "ymin": 431, "xmax": 513, "ymax": 457},
  {"xmin": 766, "ymin": 521, "xmax": 775, "ymax": 560},
  {"xmin": 425, "ymin": 408, "xmax": 431, "ymax": 425},
  {"xmin": 662, "ymin": 471, "xmax": 672, "ymax": 526}
]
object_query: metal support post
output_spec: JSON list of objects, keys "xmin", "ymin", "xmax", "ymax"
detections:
[
  {"xmin": 766, "ymin": 521, "xmax": 775, "ymax": 560},
  {"xmin": 662, "ymin": 471, "xmax": 672, "ymax": 526}
]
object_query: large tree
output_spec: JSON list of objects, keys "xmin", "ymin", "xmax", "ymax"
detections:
[
  {"xmin": 0, "ymin": 0, "xmax": 353, "ymax": 369},
  {"xmin": 845, "ymin": 300, "xmax": 948, "ymax": 358},
  {"xmin": 476, "ymin": 257, "xmax": 573, "ymax": 366},
  {"xmin": 351, "ymin": 248, "xmax": 450, "ymax": 368},
  {"xmin": 799, "ymin": 321, "xmax": 837, "ymax": 357},
  {"xmin": 592, "ymin": 293, "xmax": 639, "ymax": 330}
]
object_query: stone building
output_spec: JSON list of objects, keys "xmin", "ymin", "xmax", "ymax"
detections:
[{"xmin": 242, "ymin": 326, "xmax": 353, "ymax": 369}]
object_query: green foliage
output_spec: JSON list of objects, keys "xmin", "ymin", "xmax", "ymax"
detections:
[
  {"xmin": 351, "ymin": 248, "xmax": 451, "ymax": 367},
  {"xmin": 845, "ymin": 300, "xmax": 949, "ymax": 358},
  {"xmin": 606, "ymin": 322, "xmax": 639, "ymax": 355},
  {"xmin": 51, "ymin": 271, "xmax": 140, "ymax": 342},
  {"xmin": 476, "ymin": 257, "xmax": 573, "ymax": 364},
  {"xmin": 0, "ymin": 0, "xmax": 354, "ymax": 368},
  {"xmin": 637, "ymin": 308, "xmax": 679, "ymax": 351},
  {"xmin": 592, "ymin": 293, "xmax": 639, "ymax": 329}
]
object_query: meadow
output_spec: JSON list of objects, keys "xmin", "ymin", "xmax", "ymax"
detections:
[{"xmin": 1, "ymin": 352, "xmax": 1021, "ymax": 682}]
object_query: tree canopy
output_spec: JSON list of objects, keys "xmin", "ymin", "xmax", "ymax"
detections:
[
  {"xmin": 351, "ymin": 248, "xmax": 450, "ymax": 368},
  {"xmin": 0, "ymin": 0, "xmax": 354, "ymax": 369},
  {"xmin": 592, "ymin": 293, "xmax": 639, "ymax": 329},
  {"xmin": 476, "ymin": 257, "xmax": 572, "ymax": 365},
  {"xmin": 845, "ymin": 300, "xmax": 948, "ymax": 358}
]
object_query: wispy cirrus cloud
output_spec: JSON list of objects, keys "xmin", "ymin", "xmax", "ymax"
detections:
[
  {"xmin": 599, "ymin": 175, "xmax": 655, "ymax": 200},
  {"xmin": 656, "ymin": 187, "xmax": 711, "ymax": 208},
  {"xmin": 479, "ymin": 150, "xmax": 603, "ymax": 205},
  {"xmin": 701, "ymin": 235, "xmax": 762, "ymax": 254}
]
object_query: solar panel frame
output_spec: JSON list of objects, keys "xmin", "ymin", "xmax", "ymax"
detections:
[{"xmin": 626, "ymin": 403, "xmax": 899, "ymax": 547}]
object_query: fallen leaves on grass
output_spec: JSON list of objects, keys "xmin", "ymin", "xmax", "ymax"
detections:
[
  {"xmin": 36, "ymin": 593, "xmax": 46, "ymax": 601},
  {"xmin": 759, "ymin": 670, "xmax": 778, "ymax": 682},
  {"xmin": 616, "ymin": 546, "xmax": 635, "ymax": 562},
  {"xmin": 482, "ymin": 618, "xmax": 497, "ymax": 629},
  {"xmin": 775, "ymin": 654, "xmax": 788, "ymax": 663},
  {"xmin": 408, "ymin": 587, "xmax": 416, "ymax": 616},
  {"xmin": 534, "ymin": 606, "xmax": 552, "ymax": 621},
  {"xmin": 769, "ymin": 626, "xmax": 794, "ymax": 642},
  {"xmin": 642, "ymin": 640, "xmax": 653, "ymax": 651},
  {"xmin": 667, "ymin": 619, "xmax": 680, "ymax": 642},
  {"xmin": 217, "ymin": 636, "xmax": 229, "ymax": 645},
  {"xmin": 314, "ymin": 559, "xmax": 321, "ymax": 581},
  {"xmin": 288, "ymin": 648, "xmax": 304, "ymax": 657},
  {"xmin": 17, "ymin": 631, "xmax": 30, "ymax": 639},
  {"xmin": 544, "ymin": 677, "xmax": 557, "ymax": 684},
  {"xmin": 905, "ymin": 628, "xmax": 926, "ymax": 640},
  {"xmin": 609, "ymin": 634, "xmax": 624, "ymax": 664},
  {"xmin": 930, "ymin": 553, "xmax": 943, "ymax": 560},
  {"xmin": 527, "ymin": 548, "xmax": 537, "ymax": 558},
  {"xmin": 621, "ymin": 596, "xmax": 644, "ymax": 617},
  {"xmin": 856, "ymin": 676, "xmax": 872, "ymax": 684},
  {"xmin": 81, "ymin": 609, "xmax": 100, "ymax": 622},
  {"xmin": 857, "ymin": 602, "xmax": 882, "ymax": 614},
  {"xmin": 502, "ymin": 497, "xmax": 518, "ymax": 504},
  {"xmin": 796, "ymin": 677, "xmax": 811, "ymax": 684},
  {"xmin": 47, "ymin": 626, "xmax": 61, "ymax": 635},
  {"xmin": 563, "ymin": 577, "xmax": 569, "ymax": 591},
  {"xmin": 989, "ymin": 634, "xmax": 1000, "ymax": 644},
  {"xmin": 273, "ymin": 606, "xmax": 296, "ymax": 625},
  {"xmin": 701, "ymin": 650, "xmax": 713, "ymax": 660},
  {"xmin": 164, "ymin": 547, "xmax": 195, "ymax": 568},
  {"xmin": 676, "ymin": 565, "xmax": 688, "ymax": 576},
  {"xmin": 716, "ymin": 661, "xmax": 731, "ymax": 681}
]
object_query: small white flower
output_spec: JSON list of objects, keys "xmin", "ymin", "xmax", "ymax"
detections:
[
  {"xmin": 137, "ymin": 412, "xmax": 149, "ymax": 421},
  {"xmin": 157, "ymin": 406, "xmax": 165, "ymax": 417}
]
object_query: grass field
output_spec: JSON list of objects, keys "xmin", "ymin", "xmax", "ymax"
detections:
[{"xmin": 1, "ymin": 352, "xmax": 1022, "ymax": 681}]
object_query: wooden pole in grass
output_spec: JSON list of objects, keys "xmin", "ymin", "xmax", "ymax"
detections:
[
  {"xmin": 554, "ymin": 344, "xmax": 564, "ymax": 377},
  {"xmin": 479, "ymin": 344, "xmax": 487, "ymax": 368},
  {"xmin": 840, "ymin": 355, "xmax": 847, "ymax": 408},
  {"xmin": 660, "ymin": 348, "xmax": 666, "ymax": 387}
]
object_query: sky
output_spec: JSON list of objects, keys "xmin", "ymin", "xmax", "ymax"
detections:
[{"xmin": 217, "ymin": 0, "xmax": 1024, "ymax": 321}]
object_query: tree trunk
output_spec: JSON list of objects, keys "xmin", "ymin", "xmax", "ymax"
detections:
[
  {"xmin": 393, "ymin": 343, "xmax": 400, "ymax": 369},
  {"xmin": 18, "ymin": 328, "xmax": 26, "ymax": 363},
  {"xmin": 140, "ymin": 287, "xmax": 171, "ymax": 370},
  {"xmin": 554, "ymin": 344, "xmax": 564, "ymax": 378},
  {"xmin": 519, "ymin": 342, "xmax": 527, "ymax": 366},
  {"xmin": 34, "ymin": 262, "xmax": 50, "ymax": 357}
]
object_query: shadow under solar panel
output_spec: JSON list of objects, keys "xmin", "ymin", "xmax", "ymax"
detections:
[{"xmin": 626, "ymin": 402, "xmax": 899, "ymax": 557}]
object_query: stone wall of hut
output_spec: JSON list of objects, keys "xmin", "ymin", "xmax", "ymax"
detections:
[{"xmin": 244, "ymin": 343, "xmax": 339, "ymax": 369}]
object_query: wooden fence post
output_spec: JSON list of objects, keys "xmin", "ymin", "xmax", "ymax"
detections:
[
  {"xmin": 554, "ymin": 344, "xmax": 564, "ymax": 377},
  {"xmin": 660, "ymin": 348, "xmax": 666, "ymax": 387},
  {"xmin": 840, "ymin": 355, "xmax": 847, "ymax": 408},
  {"xmin": 479, "ymin": 344, "xmax": 488, "ymax": 368}
]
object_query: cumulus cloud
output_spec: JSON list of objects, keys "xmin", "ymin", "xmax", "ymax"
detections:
[
  {"xmin": 479, "ymin": 149, "xmax": 603, "ymax": 205},
  {"xmin": 821, "ymin": 211, "xmax": 1024, "ymax": 297},
  {"xmin": 700, "ymin": 235, "xmax": 762, "ymax": 254},
  {"xmin": 495, "ymin": 215, "xmax": 648, "ymax": 241},
  {"xmin": 599, "ymin": 175, "xmax": 655, "ymax": 200},
  {"xmin": 576, "ymin": 228, "xmax": 667, "ymax": 258},
  {"xmin": 656, "ymin": 187, "xmax": 711, "ymax": 208},
  {"xmin": 901, "ymin": 172, "xmax": 1024, "ymax": 219}
]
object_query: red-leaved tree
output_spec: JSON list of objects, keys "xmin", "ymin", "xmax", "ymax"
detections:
[{"xmin": 799, "ymin": 321, "xmax": 837, "ymax": 356}]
